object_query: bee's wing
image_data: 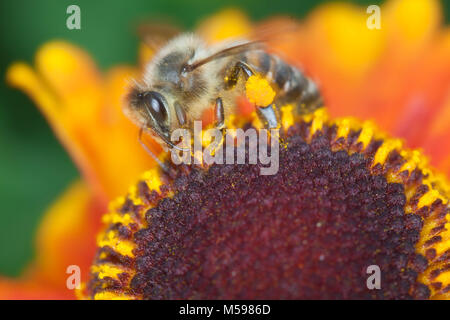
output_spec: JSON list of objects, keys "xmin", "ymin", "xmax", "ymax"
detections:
[
  {"xmin": 250, "ymin": 17, "xmax": 300, "ymax": 45},
  {"xmin": 185, "ymin": 17, "xmax": 300, "ymax": 71},
  {"xmin": 137, "ymin": 21, "xmax": 182, "ymax": 52},
  {"xmin": 185, "ymin": 41, "xmax": 264, "ymax": 72}
]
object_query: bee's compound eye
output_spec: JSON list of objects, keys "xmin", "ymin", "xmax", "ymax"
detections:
[{"xmin": 144, "ymin": 91, "xmax": 168, "ymax": 124}]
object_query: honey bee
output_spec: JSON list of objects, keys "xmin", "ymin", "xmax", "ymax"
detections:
[{"xmin": 124, "ymin": 28, "xmax": 323, "ymax": 158}]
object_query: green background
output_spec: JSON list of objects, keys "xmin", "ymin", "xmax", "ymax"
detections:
[{"xmin": 0, "ymin": 0, "xmax": 448, "ymax": 277}]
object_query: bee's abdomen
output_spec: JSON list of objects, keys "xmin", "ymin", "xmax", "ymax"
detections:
[{"xmin": 244, "ymin": 50, "xmax": 323, "ymax": 114}]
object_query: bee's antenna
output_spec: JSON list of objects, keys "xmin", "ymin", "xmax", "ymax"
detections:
[{"xmin": 138, "ymin": 127, "xmax": 170, "ymax": 173}]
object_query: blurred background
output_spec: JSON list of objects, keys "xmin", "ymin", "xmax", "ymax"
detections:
[{"xmin": 0, "ymin": 0, "xmax": 449, "ymax": 278}]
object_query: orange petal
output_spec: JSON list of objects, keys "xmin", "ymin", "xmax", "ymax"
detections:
[
  {"xmin": 356, "ymin": 0, "xmax": 443, "ymax": 132},
  {"xmin": 6, "ymin": 43, "xmax": 108, "ymax": 203},
  {"xmin": 265, "ymin": 3, "xmax": 386, "ymax": 121},
  {"xmin": 88, "ymin": 66, "xmax": 161, "ymax": 199},
  {"xmin": 7, "ymin": 42, "xmax": 160, "ymax": 202},
  {"xmin": 0, "ymin": 277, "xmax": 73, "ymax": 300},
  {"xmin": 420, "ymin": 92, "xmax": 450, "ymax": 174}
]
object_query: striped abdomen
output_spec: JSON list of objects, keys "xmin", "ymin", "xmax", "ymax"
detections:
[{"xmin": 243, "ymin": 50, "xmax": 323, "ymax": 114}]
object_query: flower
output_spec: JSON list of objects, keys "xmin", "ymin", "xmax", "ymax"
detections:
[
  {"xmin": 2, "ymin": 0, "xmax": 450, "ymax": 299},
  {"xmin": 86, "ymin": 108, "xmax": 450, "ymax": 299}
]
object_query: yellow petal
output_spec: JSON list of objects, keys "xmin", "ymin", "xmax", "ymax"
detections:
[
  {"xmin": 6, "ymin": 62, "xmax": 61, "ymax": 131},
  {"xmin": 35, "ymin": 41, "xmax": 102, "ymax": 108},
  {"xmin": 307, "ymin": 2, "xmax": 385, "ymax": 78},
  {"xmin": 384, "ymin": 0, "xmax": 441, "ymax": 50},
  {"xmin": 196, "ymin": 8, "xmax": 252, "ymax": 43}
]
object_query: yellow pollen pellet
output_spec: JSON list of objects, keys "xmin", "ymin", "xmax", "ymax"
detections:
[{"xmin": 245, "ymin": 75, "xmax": 275, "ymax": 106}]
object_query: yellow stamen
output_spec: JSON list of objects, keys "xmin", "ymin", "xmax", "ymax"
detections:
[
  {"xmin": 108, "ymin": 196, "xmax": 126, "ymax": 213},
  {"xmin": 310, "ymin": 108, "xmax": 328, "ymax": 136},
  {"xmin": 140, "ymin": 168, "xmax": 163, "ymax": 192},
  {"xmin": 399, "ymin": 149, "xmax": 427, "ymax": 173},
  {"xmin": 373, "ymin": 139, "xmax": 403, "ymax": 166},
  {"xmin": 94, "ymin": 291, "xmax": 134, "ymax": 300},
  {"xmin": 91, "ymin": 264, "xmax": 129, "ymax": 280},
  {"xmin": 280, "ymin": 105, "xmax": 295, "ymax": 130},
  {"xmin": 357, "ymin": 121, "xmax": 376, "ymax": 148},
  {"xmin": 102, "ymin": 212, "xmax": 135, "ymax": 226},
  {"xmin": 418, "ymin": 189, "xmax": 441, "ymax": 208},
  {"xmin": 97, "ymin": 230, "xmax": 135, "ymax": 257}
]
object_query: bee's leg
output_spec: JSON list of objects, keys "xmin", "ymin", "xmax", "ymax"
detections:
[
  {"xmin": 225, "ymin": 61, "xmax": 280, "ymax": 129},
  {"xmin": 256, "ymin": 104, "xmax": 279, "ymax": 129},
  {"xmin": 225, "ymin": 61, "xmax": 255, "ymax": 89},
  {"xmin": 213, "ymin": 97, "xmax": 225, "ymax": 146},
  {"xmin": 214, "ymin": 97, "xmax": 225, "ymax": 130}
]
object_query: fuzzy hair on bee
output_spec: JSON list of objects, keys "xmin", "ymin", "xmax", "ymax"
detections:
[{"xmin": 124, "ymin": 31, "xmax": 323, "ymax": 153}]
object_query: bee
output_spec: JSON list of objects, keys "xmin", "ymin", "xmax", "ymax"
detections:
[{"xmin": 124, "ymin": 27, "xmax": 323, "ymax": 160}]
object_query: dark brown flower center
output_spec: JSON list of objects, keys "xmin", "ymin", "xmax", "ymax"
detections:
[{"xmin": 129, "ymin": 124, "xmax": 430, "ymax": 299}]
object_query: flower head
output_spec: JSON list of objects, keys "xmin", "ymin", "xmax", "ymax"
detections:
[
  {"xmin": 85, "ymin": 107, "xmax": 450, "ymax": 299},
  {"xmin": 2, "ymin": 0, "xmax": 450, "ymax": 299}
]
